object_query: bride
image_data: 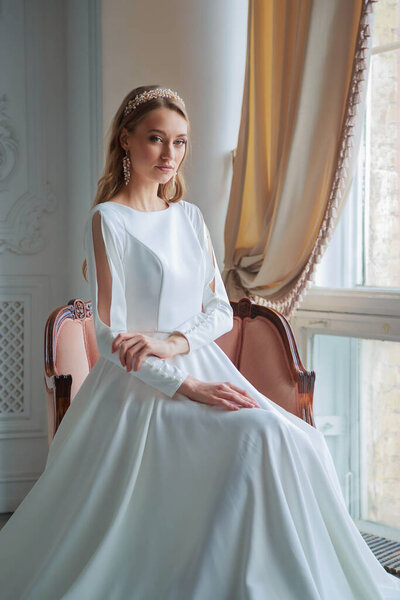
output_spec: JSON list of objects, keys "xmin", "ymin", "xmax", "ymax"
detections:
[{"xmin": 0, "ymin": 84, "xmax": 399, "ymax": 600}]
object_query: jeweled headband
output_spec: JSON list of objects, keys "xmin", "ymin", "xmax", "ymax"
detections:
[{"xmin": 123, "ymin": 87, "xmax": 185, "ymax": 117}]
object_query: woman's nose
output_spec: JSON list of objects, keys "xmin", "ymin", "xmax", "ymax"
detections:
[{"xmin": 161, "ymin": 143, "xmax": 174, "ymax": 159}]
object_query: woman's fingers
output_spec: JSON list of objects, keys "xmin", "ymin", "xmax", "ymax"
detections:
[
  {"xmin": 114, "ymin": 333, "xmax": 171, "ymax": 370},
  {"xmin": 112, "ymin": 332, "xmax": 131, "ymax": 354},
  {"xmin": 118, "ymin": 339, "xmax": 144, "ymax": 371},
  {"xmin": 218, "ymin": 399, "xmax": 240, "ymax": 411},
  {"xmin": 218, "ymin": 388, "xmax": 257, "ymax": 410},
  {"xmin": 126, "ymin": 342, "xmax": 147, "ymax": 372},
  {"xmin": 226, "ymin": 383, "xmax": 261, "ymax": 408},
  {"xmin": 132, "ymin": 346, "xmax": 149, "ymax": 372},
  {"xmin": 186, "ymin": 381, "xmax": 262, "ymax": 413},
  {"xmin": 111, "ymin": 334, "xmax": 121, "ymax": 353}
]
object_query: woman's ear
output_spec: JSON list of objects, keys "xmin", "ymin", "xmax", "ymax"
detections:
[{"xmin": 119, "ymin": 127, "xmax": 129, "ymax": 151}]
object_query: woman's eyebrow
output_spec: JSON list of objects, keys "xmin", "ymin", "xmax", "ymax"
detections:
[{"xmin": 147, "ymin": 128, "xmax": 188, "ymax": 137}]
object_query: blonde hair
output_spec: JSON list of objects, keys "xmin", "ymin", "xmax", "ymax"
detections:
[{"xmin": 82, "ymin": 84, "xmax": 190, "ymax": 281}]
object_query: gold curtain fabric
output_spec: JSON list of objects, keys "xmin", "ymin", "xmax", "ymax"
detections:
[{"xmin": 222, "ymin": 0, "xmax": 377, "ymax": 318}]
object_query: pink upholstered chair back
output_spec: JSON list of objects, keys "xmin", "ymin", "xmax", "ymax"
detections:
[
  {"xmin": 44, "ymin": 300, "xmax": 99, "ymax": 444},
  {"xmin": 215, "ymin": 300, "xmax": 315, "ymax": 424}
]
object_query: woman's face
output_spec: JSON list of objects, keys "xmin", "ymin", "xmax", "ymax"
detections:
[{"xmin": 120, "ymin": 107, "xmax": 188, "ymax": 184}]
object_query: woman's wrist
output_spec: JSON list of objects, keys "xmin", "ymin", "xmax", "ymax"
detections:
[
  {"xmin": 176, "ymin": 375, "xmax": 198, "ymax": 396},
  {"xmin": 167, "ymin": 332, "xmax": 190, "ymax": 356}
]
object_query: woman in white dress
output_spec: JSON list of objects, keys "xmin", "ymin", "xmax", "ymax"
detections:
[{"xmin": 1, "ymin": 85, "xmax": 400, "ymax": 600}]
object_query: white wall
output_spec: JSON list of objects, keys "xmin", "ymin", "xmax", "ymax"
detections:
[
  {"xmin": 66, "ymin": 0, "xmax": 103, "ymax": 299},
  {"xmin": 0, "ymin": 0, "xmax": 71, "ymax": 509},
  {"xmin": 101, "ymin": 0, "xmax": 248, "ymax": 267},
  {"xmin": 0, "ymin": 0, "xmax": 104, "ymax": 509}
]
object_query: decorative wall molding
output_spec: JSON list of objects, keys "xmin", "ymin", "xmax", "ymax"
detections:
[
  {"xmin": 0, "ymin": 275, "xmax": 50, "ymax": 438},
  {"xmin": 0, "ymin": 94, "xmax": 17, "ymax": 181},
  {"xmin": 0, "ymin": 471, "xmax": 44, "ymax": 484},
  {"xmin": 0, "ymin": 185, "xmax": 57, "ymax": 254},
  {"xmin": 0, "ymin": 299, "xmax": 25, "ymax": 415},
  {"xmin": 0, "ymin": 0, "xmax": 58, "ymax": 255}
]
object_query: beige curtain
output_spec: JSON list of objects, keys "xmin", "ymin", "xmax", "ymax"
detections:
[{"xmin": 222, "ymin": 0, "xmax": 377, "ymax": 318}]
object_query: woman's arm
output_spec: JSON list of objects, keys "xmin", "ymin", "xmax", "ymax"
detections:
[
  {"xmin": 170, "ymin": 205, "xmax": 233, "ymax": 353},
  {"xmin": 167, "ymin": 332, "xmax": 190, "ymax": 355},
  {"xmin": 85, "ymin": 206, "xmax": 189, "ymax": 398}
]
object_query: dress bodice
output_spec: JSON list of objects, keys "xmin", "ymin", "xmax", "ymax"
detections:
[
  {"xmin": 83, "ymin": 199, "xmax": 234, "ymax": 398},
  {"xmin": 96, "ymin": 201, "xmax": 206, "ymax": 334}
]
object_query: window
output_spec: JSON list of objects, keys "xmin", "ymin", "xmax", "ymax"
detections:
[{"xmin": 291, "ymin": 0, "xmax": 400, "ymax": 541}]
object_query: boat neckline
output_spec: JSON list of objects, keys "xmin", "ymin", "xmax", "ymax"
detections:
[{"xmin": 105, "ymin": 201, "xmax": 172, "ymax": 214}]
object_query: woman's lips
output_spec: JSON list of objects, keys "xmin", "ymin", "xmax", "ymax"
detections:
[{"xmin": 156, "ymin": 166, "xmax": 174, "ymax": 172}]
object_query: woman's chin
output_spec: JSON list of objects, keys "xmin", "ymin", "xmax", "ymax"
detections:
[{"xmin": 154, "ymin": 173, "xmax": 173, "ymax": 185}]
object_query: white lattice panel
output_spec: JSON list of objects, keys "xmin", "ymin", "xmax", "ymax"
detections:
[{"xmin": 0, "ymin": 300, "xmax": 25, "ymax": 414}]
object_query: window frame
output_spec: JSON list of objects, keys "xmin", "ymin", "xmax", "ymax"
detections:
[{"xmin": 290, "ymin": 303, "xmax": 400, "ymax": 541}]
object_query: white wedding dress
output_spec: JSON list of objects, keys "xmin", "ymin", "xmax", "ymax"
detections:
[{"xmin": 0, "ymin": 199, "xmax": 399, "ymax": 600}]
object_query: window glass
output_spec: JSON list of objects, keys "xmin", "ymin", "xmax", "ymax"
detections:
[{"xmin": 311, "ymin": 334, "xmax": 400, "ymax": 531}]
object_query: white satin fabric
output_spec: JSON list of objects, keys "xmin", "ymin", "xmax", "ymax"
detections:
[{"xmin": 0, "ymin": 200, "xmax": 399, "ymax": 599}]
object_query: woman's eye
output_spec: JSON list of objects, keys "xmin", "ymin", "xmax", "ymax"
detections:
[{"xmin": 149, "ymin": 136, "xmax": 186, "ymax": 146}]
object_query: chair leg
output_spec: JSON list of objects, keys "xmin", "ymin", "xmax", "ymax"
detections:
[{"xmin": 54, "ymin": 375, "xmax": 72, "ymax": 434}]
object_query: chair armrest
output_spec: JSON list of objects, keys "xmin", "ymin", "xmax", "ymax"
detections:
[
  {"xmin": 44, "ymin": 299, "xmax": 94, "ymax": 444},
  {"xmin": 230, "ymin": 298, "xmax": 316, "ymax": 427},
  {"xmin": 297, "ymin": 371, "xmax": 316, "ymax": 426}
]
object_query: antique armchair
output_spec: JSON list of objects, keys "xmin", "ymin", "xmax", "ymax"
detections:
[{"xmin": 44, "ymin": 297, "xmax": 315, "ymax": 446}]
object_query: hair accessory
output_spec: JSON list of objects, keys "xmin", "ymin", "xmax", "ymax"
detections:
[
  {"xmin": 123, "ymin": 88, "xmax": 185, "ymax": 117},
  {"xmin": 122, "ymin": 150, "xmax": 131, "ymax": 185}
]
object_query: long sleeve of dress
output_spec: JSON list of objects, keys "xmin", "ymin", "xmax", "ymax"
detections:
[
  {"xmin": 84, "ymin": 207, "xmax": 188, "ymax": 398},
  {"xmin": 171, "ymin": 204, "xmax": 234, "ymax": 353}
]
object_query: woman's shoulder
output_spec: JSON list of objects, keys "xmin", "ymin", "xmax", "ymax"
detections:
[
  {"xmin": 88, "ymin": 202, "xmax": 126, "ymax": 226},
  {"xmin": 85, "ymin": 202, "xmax": 126, "ymax": 241},
  {"xmin": 177, "ymin": 200, "xmax": 204, "ymax": 229},
  {"xmin": 83, "ymin": 202, "xmax": 126, "ymax": 256},
  {"xmin": 89, "ymin": 200, "xmax": 123, "ymax": 216}
]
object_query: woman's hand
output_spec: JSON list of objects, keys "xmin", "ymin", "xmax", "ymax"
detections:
[
  {"xmin": 111, "ymin": 332, "xmax": 188, "ymax": 372},
  {"xmin": 177, "ymin": 375, "xmax": 262, "ymax": 411}
]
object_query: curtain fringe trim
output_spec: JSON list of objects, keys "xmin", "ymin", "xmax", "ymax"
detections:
[{"xmin": 250, "ymin": 0, "xmax": 377, "ymax": 320}]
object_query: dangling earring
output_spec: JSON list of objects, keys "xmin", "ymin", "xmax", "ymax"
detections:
[
  {"xmin": 172, "ymin": 171, "xmax": 177, "ymax": 187},
  {"xmin": 122, "ymin": 150, "xmax": 131, "ymax": 185}
]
